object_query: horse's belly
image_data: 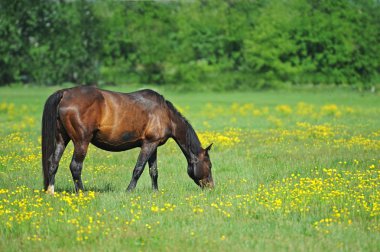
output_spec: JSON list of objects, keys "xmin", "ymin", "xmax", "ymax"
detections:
[{"xmin": 91, "ymin": 132, "xmax": 142, "ymax": 152}]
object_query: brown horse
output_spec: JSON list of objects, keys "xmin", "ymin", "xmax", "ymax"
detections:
[{"xmin": 42, "ymin": 86, "xmax": 213, "ymax": 194}]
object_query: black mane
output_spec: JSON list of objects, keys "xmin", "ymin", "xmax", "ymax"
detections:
[{"xmin": 165, "ymin": 100, "xmax": 202, "ymax": 155}]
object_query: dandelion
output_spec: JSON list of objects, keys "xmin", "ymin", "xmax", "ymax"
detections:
[
  {"xmin": 275, "ymin": 105, "xmax": 292, "ymax": 115},
  {"xmin": 151, "ymin": 205, "xmax": 159, "ymax": 213}
]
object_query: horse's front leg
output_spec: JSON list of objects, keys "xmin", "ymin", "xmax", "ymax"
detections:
[
  {"xmin": 148, "ymin": 149, "xmax": 158, "ymax": 191},
  {"xmin": 127, "ymin": 142, "xmax": 158, "ymax": 191}
]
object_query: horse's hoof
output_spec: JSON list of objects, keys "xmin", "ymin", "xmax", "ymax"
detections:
[
  {"xmin": 126, "ymin": 187, "xmax": 135, "ymax": 192},
  {"xmin": 46, "ymin": 185, "xmax": 55, "ymax": 196}
]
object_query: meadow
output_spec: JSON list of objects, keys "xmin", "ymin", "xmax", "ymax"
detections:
[{"xmin": 0, "ymin": 86, "xmax": 379, "ymax": 251}]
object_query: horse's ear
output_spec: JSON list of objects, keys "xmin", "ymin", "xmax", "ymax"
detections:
[{"xmin": 205, "ymin": 143, "xmax": 213, "ymax": 154}]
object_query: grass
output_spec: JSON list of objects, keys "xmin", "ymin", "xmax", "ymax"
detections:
[{"xmin": 0, "ymin": 85, "xmax": 379, "ymax": 251}]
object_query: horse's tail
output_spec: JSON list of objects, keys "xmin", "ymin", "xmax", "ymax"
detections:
[{"xmin": 42, "ymin": 90, "xmax": 64, "ymax": 190}]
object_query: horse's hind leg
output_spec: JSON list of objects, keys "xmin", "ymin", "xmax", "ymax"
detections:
[
  {"xmin": 70, "ymin": 142, "xmax": 89, "ymax": 193},
  {"xmin": 47, "ymin": 130, "xmax": 70, "ymax": 195},
  {"xmin": 148, "ymin": 149, "xmax": 158, "ymax": 191},
  {"xmin": 127, "ymin": 142, "xmax": 158, "ymax": 191}
]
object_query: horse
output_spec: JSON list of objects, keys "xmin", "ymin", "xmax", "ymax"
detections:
[{"xmin": 41, "ymin": 86, "xmax": 214, "ymax": 194}]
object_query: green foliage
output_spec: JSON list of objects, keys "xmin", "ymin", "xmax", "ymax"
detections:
[
  {"xmin": 243, "ymin": 0, "xmax": 380, "ymax": 88},
  {"xmin": 0, "ymin": 0, "xmax": 379, "ymax": 89},
  {"xmin": 0, "ymin": 0, "xmax": 102, "ymax": 85}
]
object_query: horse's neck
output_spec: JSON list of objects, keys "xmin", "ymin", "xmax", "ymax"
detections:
[{"xmin": 171, "ymin": 115, "xmax": 200, "ymax": 163}]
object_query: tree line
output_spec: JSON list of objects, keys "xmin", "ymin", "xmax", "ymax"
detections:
[{"xmin": 1, "ymin": 0, "xmax": 379, "ymax": 89}]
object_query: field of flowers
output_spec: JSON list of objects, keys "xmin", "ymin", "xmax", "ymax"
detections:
[{"xmin": 0, "ymin": 86, "xmax": 379, "ymax": 251}]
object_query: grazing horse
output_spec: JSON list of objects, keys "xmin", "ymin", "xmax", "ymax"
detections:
[{"xmin": 42, "ymin": 86, "xmax": 213, "ymax": 194}]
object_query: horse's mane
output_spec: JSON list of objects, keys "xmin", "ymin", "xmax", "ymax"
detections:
[
  {"xmin": 165, "ymin": 100, "xmax": 202, "ymax": 155},
  {"xmin": 139, "ymin": 89, "xmax": 202, "ymax": 155}
]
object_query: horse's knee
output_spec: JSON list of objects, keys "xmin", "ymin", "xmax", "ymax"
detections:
[
  {"xmin": 149, "ymin": 168, "xmax": 158, "ymax": 178},
  {"xmin": 132, "ymin": 165, "xmax": 145, "ymax": 179}
]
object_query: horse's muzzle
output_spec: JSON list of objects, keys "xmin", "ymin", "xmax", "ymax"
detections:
[{"xmin": 199, "ymin": 178, "xmax": 214, "ymax": 189}]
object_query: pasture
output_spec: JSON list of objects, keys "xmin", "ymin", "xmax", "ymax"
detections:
[{"xmin": 0, "ymin": 86, "xmax": 379, "ymax": 251}]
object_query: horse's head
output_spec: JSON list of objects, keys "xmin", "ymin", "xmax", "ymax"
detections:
[{"xmin": 188, "ymin": 144, "xmax": 214, "ymax": 189}]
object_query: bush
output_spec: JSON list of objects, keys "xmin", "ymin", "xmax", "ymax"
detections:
[{"xmin": 0, "ymin": 0, "xmax": 379, "ymax": 89}]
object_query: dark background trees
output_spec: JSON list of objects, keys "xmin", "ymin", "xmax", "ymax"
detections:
[{"xmin": 1, "ymin": 0, "xmax": 379, "ymax": 89}]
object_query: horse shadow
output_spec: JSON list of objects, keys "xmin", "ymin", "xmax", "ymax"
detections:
[{"xmin": 52, "ymin": 183, "xmax": 115, "ymax": 194}]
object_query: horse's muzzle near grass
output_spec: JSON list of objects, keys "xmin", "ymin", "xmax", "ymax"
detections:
[{"xmin": 41, "ymin": 86, "xmax": 213, "ymax": 194}]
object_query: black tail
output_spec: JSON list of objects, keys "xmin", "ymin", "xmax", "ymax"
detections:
[{"xmin": 42, "ymin": 90, "xmax": 64, "ymax": 190}]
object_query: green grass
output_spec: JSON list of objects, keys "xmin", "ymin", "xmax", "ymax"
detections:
[{"xmin": 0, "ymin": 85, "xmax": 379, "ymax": 251}]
